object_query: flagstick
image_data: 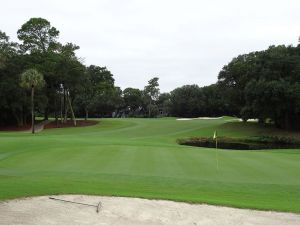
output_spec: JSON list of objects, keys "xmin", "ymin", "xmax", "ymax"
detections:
[{"xmin": 216, "ymin": 136, "xmax": 219, "ymax": 170}]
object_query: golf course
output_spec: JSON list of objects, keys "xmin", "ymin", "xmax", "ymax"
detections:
[{"xmin": 0, "ymin": 117, "xmax": 299, "ymax": 213}]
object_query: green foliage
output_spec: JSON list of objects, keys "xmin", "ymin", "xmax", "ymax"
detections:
[
  {"xmin": 170, "ymin": 85, "xmax": 203, "ymax": 117},
  {"xmin": 73, "ymin": 65, "xmax": 123, "ymax": 118},
  {"xmin": 17, "ymin": 18, "xmax": 59, "ymax": 53},
  {"xmin": 144, "ymin": 77, "xmax": 160, "ymax": 101},
  {"xmin": 219, "ymin": 45, "xmax": 300, "ymax": 129},
  {"xmin": 169, "ymin": 84, "xmax": 228, "ymax": 117},
  {"xmin": 20, "ymin": 68, "xmax": 45, "ymax": 89},
  {"xmin": 157, "ymin": 92, "xmax": 171, "ymax": 116},
  {"xmin": 144, "ymin": 77, "xmax": 160, "ymax": 117},
  {"xmin": 0, "ymin": 32, "xmax": 29, "ymax": 125},
  {"xmin": 0, "ymin": 30, "xmax": 17, "ymax": 69},
  {"xmin": 123, "ymin": 87, "xmax": 143, "ymax": 115},
  {"xmin": 0, "ymin": 18, "xmax": 124, "ymax": 125}
]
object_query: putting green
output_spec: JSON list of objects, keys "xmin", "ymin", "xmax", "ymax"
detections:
[{"xmin": 0, "ymin": 117, "xmax": 299, "ymax": 212}]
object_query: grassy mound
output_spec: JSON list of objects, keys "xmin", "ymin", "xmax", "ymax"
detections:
[{"xmin": 0, "ymin": 118, "xmax": 300, "ymax": 212}]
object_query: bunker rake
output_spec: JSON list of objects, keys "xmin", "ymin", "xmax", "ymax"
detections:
[{"xmin": 49, "ymin": 197, "xmax": 102, "ymax": 213}]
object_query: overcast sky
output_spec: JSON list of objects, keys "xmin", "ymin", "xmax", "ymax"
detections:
[{"xmin": 1, "ymin": 0, "xmax": 299, "ymax": 92}]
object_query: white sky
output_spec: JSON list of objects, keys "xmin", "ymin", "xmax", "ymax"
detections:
[{"xmin": 1, "ymin": 0, "xmax": 299, "ymax": 92}]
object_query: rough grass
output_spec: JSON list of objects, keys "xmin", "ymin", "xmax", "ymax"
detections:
[{"xmin": 0, "ymin": 117, "xmax": 300, "ymax": 212}]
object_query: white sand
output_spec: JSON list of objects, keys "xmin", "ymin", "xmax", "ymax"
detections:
[
  {"xmin": 238, "ymin": 119, "xmax": 259, "ymax": 122},
  {"xmin": 196, "ymin": 117, "xmax": 223, "ymax": 120},
  {"xmin": 176, "ymin": 117, "xmax": 223, "ymax": 121},
  {"xmin": 1, "ymin": 195, "xmax": 300, "ymax": 225}
]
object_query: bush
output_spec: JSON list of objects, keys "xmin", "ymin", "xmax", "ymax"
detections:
[{"xmin": 177, "ymin": 136, "xmax": 300, "ymax": 150}]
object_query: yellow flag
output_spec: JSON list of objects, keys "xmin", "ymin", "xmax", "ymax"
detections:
[{"xmin": 213, "ymin": 131, "xmax": 217, "ymax": 139}]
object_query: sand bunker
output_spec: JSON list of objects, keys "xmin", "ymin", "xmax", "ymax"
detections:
[
  {"xmin": 1, "ymin": 195, "xmax": 300, "ymax": 225},
  {"xmin": 177, "ymin": 117, "xmax": 223, "ymax": 121},
  {"xmin": 176, "ymin": 118, "xmax": 193, "ymax": 121},
  {"xmin": 238, "ymin": 119, "xmax": 259, "ymax": 122},
  {"xmin": 196, "ymin": 117, "xmax": 223, "ymax": 120}
]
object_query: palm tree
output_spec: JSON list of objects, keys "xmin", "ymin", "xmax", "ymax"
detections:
[{"xmin": 20, "ymin": 69, "xmax": 45, "ymax": 134}]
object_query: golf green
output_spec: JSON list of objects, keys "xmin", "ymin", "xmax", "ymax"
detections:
[{"xmin": 0, "ymin": 117, "xmax": 300, "ymax": 212}]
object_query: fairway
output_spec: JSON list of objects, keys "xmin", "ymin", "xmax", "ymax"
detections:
[{"xmin": 0, "ymin": 118, "xmax": 300, "ymax": 213}]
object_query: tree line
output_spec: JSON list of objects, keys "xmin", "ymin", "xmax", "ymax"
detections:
[
  {"xmin": 0, "ymin": 18, "xmax": 168, "ymax": 127},
  {"xmin": 218, "ymin": 44, "xmax": 300, "ymax": 129},
  {"xmin": 169, "ymin": 44, "xmax": 300, "ymax": 130},
  {"xmin": 0, "ymin": 18, "xmax": 299, "ymax": 130}
]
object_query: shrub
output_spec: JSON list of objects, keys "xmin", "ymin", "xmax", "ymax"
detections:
[{"xmin": 177, "ymin": 136, "xmax": 300, "ymax": 150}]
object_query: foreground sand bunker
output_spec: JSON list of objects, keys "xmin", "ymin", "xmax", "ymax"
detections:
[{"xmin": 1, "ymin": 195, "xmax": 300, "ymax": 225}]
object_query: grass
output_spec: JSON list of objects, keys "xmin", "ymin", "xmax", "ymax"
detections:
[{"xmin": 0, "ymin": 117, "xmax": 300, "ymax": 212}]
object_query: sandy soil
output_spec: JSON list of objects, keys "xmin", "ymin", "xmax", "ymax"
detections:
[
  {"xmin": 44, "ymin": 120, "xmax": 98, "ymax": 129},
  {"xmin": 0, "ymin": 125, "xmax": 31, "ymax": 131},
  {"xmin": 1, "ymin": 195, "xmax": 300, "ymax": 225},
  {"xmin": 25, "ymin": 120, "xmax": 52, "ymax": 133}
]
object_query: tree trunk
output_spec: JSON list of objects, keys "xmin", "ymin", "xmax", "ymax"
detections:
[
  {"xmin": 67, "ymin": 91, "xmax": 76, "ymax": 126},
  {"xmin": 258, "ymin": 117, "xmax": 264, "ymax": 125},
  {"xmin": 60, "ymin": 92, "xmax": 63, "ymax": 124},
  {"xmin": 20, "ymin": 107, "xmax": 24, "ymax": 127},
  {"xmin": 54, "ymin": 97, "xmax": 58, "ymax": 126},
  {"xmin": 44, "ymin": 107, "xmax": 49, "ymax": 120},
  {"xmin": 23, "ymin": 106, "xmax": 27, "ymax": 126},
  {"xmin": 85, "ymin": 107, "xmax": 88, "ymax": 121},
  {"xmin": 148, "ymin": 99, "xmax": 152, "ymax": 118},
  {"xmin": 284, "ymin": 113, "xmax": 291, "ymax": 130},
  {"xmin": 12, "ymin": 110, "xmax": 22, "ymax": 127},
  {"xmin": 31, "ymin": 86, "xmax": 35, "ymax": 134},
  {"xmin": 63, "ymin": 88, "xmax": 67, "ymax": 123}
]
